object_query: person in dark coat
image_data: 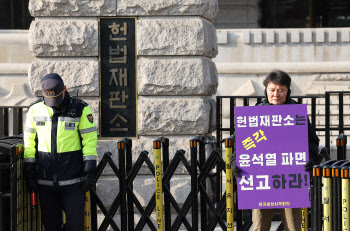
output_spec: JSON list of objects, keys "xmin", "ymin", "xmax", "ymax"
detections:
[{"xmin": 241, "ymin": 70, "xmax": 319, "ymax": 231}]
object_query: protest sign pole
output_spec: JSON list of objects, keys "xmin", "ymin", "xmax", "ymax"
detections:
[
  {"xmin": 154, "ymin": 139, "xmax": 164, "ymax": 231},
  {"xmin": 342, "ymin": 167, "xmax": 350, "ymax": 231},
  {"xmin": 323, "ymin": 166, "xmax": 332, "ymax": 231},
  {"xmin": 225, "ymin": 137, "xmax": 234, "ymax": 231}
]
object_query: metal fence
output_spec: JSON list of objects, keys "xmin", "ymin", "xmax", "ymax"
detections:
[
  {"xmin": 0, "ymin": 136, "xmax": 44, "ymax": 231},
  {"xmin": 216, "ymin": 91, "xmax": 350, "ymax": 152},
  {"xmin": 0, "ymin": 106, "xmax": 27, "ymax": 137},
  {"xmin": 90, "ymin": 137, "xmax": 228, "ymax": 231}
]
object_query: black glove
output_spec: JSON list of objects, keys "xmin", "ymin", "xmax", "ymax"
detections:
[
  {"xmin": 233, "ymin": 166, "xmax": 243, "ymax": 178},
  {"xmin": 82, "ymin": 174, "xmax": 95, "ymax": 192},
  {"xmin": 230, "ymin": 152, "xmax": 242, "ymax": 178},
  {"xmin": 304, "ymin": 159, "xmax": 314, "ymax": 172},
  {"xmin": 24, "ymin": 162, "xmax": 38, "ymax": 193}
]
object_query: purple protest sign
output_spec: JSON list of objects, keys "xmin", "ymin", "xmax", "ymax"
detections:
[{"xmin": 234, "ymin": 104, "xmax": 310, "ymax": 210}]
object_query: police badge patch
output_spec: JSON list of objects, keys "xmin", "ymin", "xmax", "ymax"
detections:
[{"xmin": 87, "ymin": 114, "xmax": 94, "ymax": 124}]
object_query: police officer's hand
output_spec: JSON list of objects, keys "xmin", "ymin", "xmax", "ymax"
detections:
[
  {"xmin": 230, "ymin": 152, "xmax": 242, "ymax": 178},
  {"xmin": 82, "ymin": 174, "xmax": 95, "ymax": 192},
  {"xmin": 304, "ymin": 159, "xmax": 314, "ymax": 172},
  {"xmin": 233, "ymin": 166, "xmax": 243, "ymax": 178},
  {"xmin": 24, "ymin": 162, "xmax": 38, "ymax": 193},
  {"xmin": 27, "ymin": 176, "xmax": 38, "ymax": 193}
]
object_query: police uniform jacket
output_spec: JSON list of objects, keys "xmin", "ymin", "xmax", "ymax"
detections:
[{"xmin": 24, "ymin": 92, "xmax": 97, "ymax": 188}]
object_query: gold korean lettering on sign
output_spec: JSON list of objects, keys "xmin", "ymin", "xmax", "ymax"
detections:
[
  {"xmin": 109, "ymin": 91, "xmax": 129, "ymax": 109},
  {"xmin": 108, "ymin": 22, "xmax": 128, "ymax": 41},
  {"xmin": 109, "ymin": 45, "xmax": 127, "ymax": 64},
  {"xmin": 109, "ymin": 68, "xmax": 127, "ymax": 87},
  {"xmin": 107, "ymin": 20, "xmax": 130, "ymax": 133},
  {"xmin": 109, "ymin": 113, "xmax": 128, "ymax": 132}
]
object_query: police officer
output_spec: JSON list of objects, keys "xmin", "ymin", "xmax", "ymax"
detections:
[{"xmin": 24, "ymin": 73, "xmax": 97, "ymax": 231}]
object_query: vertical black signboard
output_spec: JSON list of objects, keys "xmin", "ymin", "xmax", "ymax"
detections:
[{"xmin": 99, "ymin": 18, "xmax": 137, "ymax": 138}]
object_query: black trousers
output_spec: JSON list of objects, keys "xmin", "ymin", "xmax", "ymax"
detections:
[{"xmin": 38, "ymin": 184, "xmax": 86, "ymax": 231}]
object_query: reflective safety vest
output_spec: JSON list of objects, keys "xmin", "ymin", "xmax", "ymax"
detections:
[{"xmin": 24, "ymin": 93, "xmax": 97, "ymax": 187}]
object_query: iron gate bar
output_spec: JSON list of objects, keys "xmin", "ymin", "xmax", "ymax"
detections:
[
  {"xmin": 92, "ymin": 188, "xmax": 120, "ymax": 231},
  {"xmin": 90, "ymin": 151, "xmax": 123, "ymax": 231},
  {"xmin": 118, "ymin": 140, "xmax": 127, "ymax": 231},
  {"xmin": 125, "ymin": 151, "xmax": 156, "ymax": 231},
  {"xmin": 126, "ymin": 151, "xmax": 157, "ymax": 230},
  {"xmin": 190, "ymin": 138, "xmax": 199, "ymax": 231},
  {"xmin": 121, "ymin": 138, "xmax": 134, "ymax": 231},
  {"xmin": 160, "ymin": 138, "xmax": 171, "ymax": 231},
  {"xmin": 133, "ymin": 152, "xmax": 157, "ymax": 231},
  {"xmin": 311, "ymin": 98, "xmax": 316, "ymax": 130},
  {"xmin": 312, "ymin": 165, "xmax": 322, "ymax": 231},
  {"xmin": 239, "ymin": 210, "xmax": 253, "ymax": 231},
  {"xmin": 98, "ymin": 152, "xmax": 124, "ymax": 231},
  {"xmin": 276, "ymin": 223, "xmax": 284, "ymax": 231},
  {"xmin": 0, "ymin": 191, "xmax": 2, "ymax": 231},
  {"xmin": 161, "ymin": 150, "xmax": 193, "ymax": 231},
  {"xmin": 325, "ymin": 93, "xmax": 331, "ymax": 152},
  {"xmin": 199, "ymin": 137, "xmax": 207, "ymax": 230},
  {"xmin": 332, "ymin": 165, "xmax": 342, "ymax": 231},
  {"xmin": 91, "ymin": 150, "xmax": 110, "ymax": 231},
  {"xmin": 197, "ymin": 149, "xmax": 227, "ymax": 231},
  {"xmin": 337, "ymin": 134, "xmax": 347, "ymax": 160},
  {"xmin": 206, "ymin": 192, "xmax": 227, "ymax": 231},
  {"xmin": 0, "ymin": 109, "xmax": 9, "ymax": 137},
  {"xmin": 0, "ymin": 157, "xmax": 2, "ymax": 231},
  {"xmin": 171, "ymin": 153, "xmax": 195, "ymax": 231},
  {"xmin": 216, "ymin": 97, "xmax": 222, "ymax": 149},
  {"xmin": 10, "ymin": 145, "xmax": 16, "ymax": 231},
  {"xmin": 339, "ymin": 93, "xmax": 344, "ymax": 134}
]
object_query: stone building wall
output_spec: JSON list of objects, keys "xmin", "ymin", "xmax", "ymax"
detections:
[{"xmin": 27, "ymin": 0, "xmax": 219, "ymax": 227}]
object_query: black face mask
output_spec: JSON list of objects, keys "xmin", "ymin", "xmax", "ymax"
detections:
[
  {"xmin": 264, "ymin": 88, "xmax": 291, "ymax": 104},
  {"xmin": 52, "ymin": 92, "xmax": 70, "ymax": 113}
]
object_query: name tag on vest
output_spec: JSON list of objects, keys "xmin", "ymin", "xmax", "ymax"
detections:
[
  {"xmin": 36, "ymin": 121, "xmax": 45, "ymax": 126},
  {"xmin": 65, "ymin": 122, "xmax": 76, "ymax": 130}
]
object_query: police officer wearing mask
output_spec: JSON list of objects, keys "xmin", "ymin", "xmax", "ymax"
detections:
[
  {"xmin": 24, "ymin": 73, "xmax": 97, "ymax": 231},
  {"xmin": 233, "ymin": 70, "xmax": 319, "ymax": 231}
]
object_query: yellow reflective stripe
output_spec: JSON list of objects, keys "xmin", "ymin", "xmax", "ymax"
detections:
[{"xmin": 80, "ymin": 127, "xmax": 97, "ymax": 134}]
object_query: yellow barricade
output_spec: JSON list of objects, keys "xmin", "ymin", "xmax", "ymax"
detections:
[
  {"xmin": 323, "ymin": 166, "xmax": 332, "ymax": 231},
  {"xmin": 154, "ymin": 140, "xmax": 164, "ymax": 231},
  {"xmin": 84, "ymin": 191, "xmax": 91, "ymax": 231},
  {"xmin": 225, "ymin": 138, "xmax": 234, "ymax": 231},
  {"xmin": 342, "ymin": 167, "xmax": 350, "ymax": 231}
]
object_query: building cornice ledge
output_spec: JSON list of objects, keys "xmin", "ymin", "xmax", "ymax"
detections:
[
  {"xmin": 0, "ymin": 63, "xmax": 31, "ymax": 74},
  {"xmin": 216, "ymin": 62, "xmax": 350, "ymax": 74}
]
